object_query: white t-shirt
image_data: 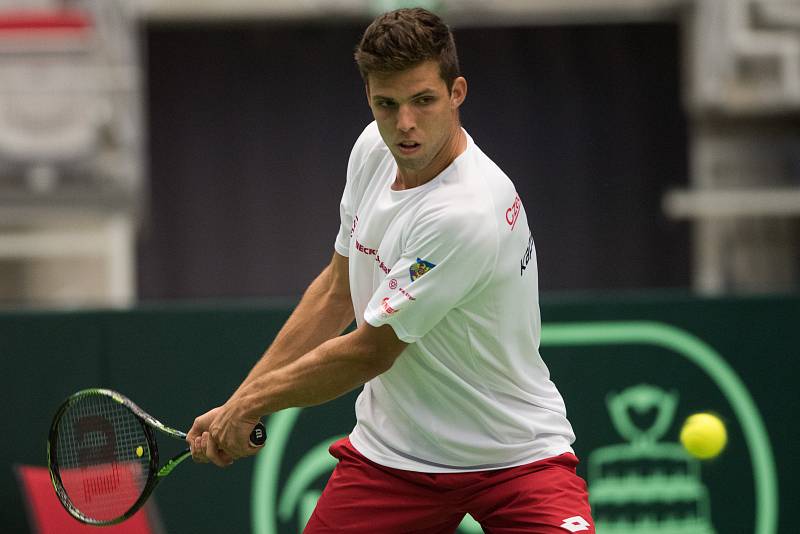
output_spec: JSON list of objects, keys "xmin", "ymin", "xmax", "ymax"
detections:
[{"xmin": 334, "ymin": 121, "xmax": 575, "ymax": 473}]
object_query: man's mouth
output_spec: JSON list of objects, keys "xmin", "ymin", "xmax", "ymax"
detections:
[{"xmin": 397, "ymin": 141, "xmax": 421, "ymax": 154}]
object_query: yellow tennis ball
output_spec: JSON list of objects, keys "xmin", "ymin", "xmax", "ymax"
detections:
[
  {"xmin": 680, "ymin": 412, "xmax": 727, "ymax": 459},
  {"xmin": 136, "ymin": 445, "xmax": 144, "ymax": 458}
]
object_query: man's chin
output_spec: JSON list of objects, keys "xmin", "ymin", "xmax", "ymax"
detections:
[{"xmin": 392, "ymin": 151, "xmax": 428, "ymax": 169}]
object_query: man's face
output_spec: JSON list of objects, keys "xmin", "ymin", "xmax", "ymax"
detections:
[{"xmin": 367, "ymin": 60, "xmax": 466, "ymax": 175}]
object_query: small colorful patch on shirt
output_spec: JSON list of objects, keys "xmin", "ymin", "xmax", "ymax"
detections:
[{"xmin": 410, "ymin": 258, "xmax": 436, "ymax": 281}]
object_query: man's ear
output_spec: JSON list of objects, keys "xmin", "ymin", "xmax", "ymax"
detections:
[{"xmin": 450, "ymin": 77, "xmax": 467, "ymax": 109}]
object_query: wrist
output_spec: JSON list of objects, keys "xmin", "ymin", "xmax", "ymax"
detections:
[{"xmin": 226, "ymin": 385, "xmax": 262, "ymax": 422}]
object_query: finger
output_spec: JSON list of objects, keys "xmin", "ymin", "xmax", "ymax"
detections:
[
  {"xmin": 187, "ymin": 430, "xmax": 200, "ymax": 451},
  {"xmin": 186, "ymin": 416, "xmax": 205, "ymax": 444},
  {"xmin": 204, "ymin": 432, "xmax": 234, "ymax": 468},
  {"xmin": 190, "ymin": 435, "xmax": 209, "ymax": 464},
  {"xmin": 208, "ymin": 423, "xmax": 245, "ymax": 461}
]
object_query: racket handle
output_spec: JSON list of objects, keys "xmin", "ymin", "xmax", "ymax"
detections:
[{"xmin": 249, "ymin": 421, "xmax": 267, "ymax": 447}]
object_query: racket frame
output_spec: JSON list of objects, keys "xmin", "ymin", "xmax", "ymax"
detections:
[{"xmin": 47, "ymin": 388, "xmax": 191, "ymax": 526}]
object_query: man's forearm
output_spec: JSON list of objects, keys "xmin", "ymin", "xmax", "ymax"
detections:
[
  {"xmin": 231, "ymin": 323, "xmax": 405, "ymax": 417},
  {"xmin": 236, "ymin": 261, "xmax": 354, "ymax": 393}
]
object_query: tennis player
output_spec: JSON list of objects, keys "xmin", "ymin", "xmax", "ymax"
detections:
[{"xmin": 188, "ymin": 8, "xmax": 594, "ymax": 533}]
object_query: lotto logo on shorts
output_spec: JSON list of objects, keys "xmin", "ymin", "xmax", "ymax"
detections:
[{"xmin": 559, "ymin": 515, "xmax": 591, "ymax": 532}]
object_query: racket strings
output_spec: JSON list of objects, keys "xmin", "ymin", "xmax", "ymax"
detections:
[{"xmin": 54, "ymin": 393, "xmax": 152, "ymax": 522}]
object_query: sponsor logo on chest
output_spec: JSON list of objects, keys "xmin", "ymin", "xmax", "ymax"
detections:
[{"xmin": 506, "ymin": 194, "xmax": 521, "ymax": 230}]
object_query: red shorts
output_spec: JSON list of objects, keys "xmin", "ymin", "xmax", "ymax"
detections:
[{"xmin": 304, "ymin": 437, "xmax": 594, "ymax": 533}]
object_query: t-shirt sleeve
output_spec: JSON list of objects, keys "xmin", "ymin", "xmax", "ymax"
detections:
[
  {"xmin": 334, "ymin": 182, "xmax": 354, "ymax": 257},
  {"xmin": 363, "ymin": 206, "xmax": 497, "ymax": 342},
  {"xmin": 333, "ymin": 122, "xmax": 379, "ymax": 257}
]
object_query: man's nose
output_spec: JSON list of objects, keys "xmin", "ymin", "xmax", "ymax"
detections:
[{"xmin": 397, "ymin": 105, "xmax": 415, "ymax": 132}]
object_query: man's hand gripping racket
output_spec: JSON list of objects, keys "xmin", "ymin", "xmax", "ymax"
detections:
[{"xmin": 186, "ymin": 403, "xmax": 266, "ymax": 466}]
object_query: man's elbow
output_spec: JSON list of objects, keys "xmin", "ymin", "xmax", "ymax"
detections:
[
  {"xmin": 354, "ymin": 323, "xmax": 408, "ymax": 376},
  {"xmin": 370, "ymin": 347, "xmax": 401, "ymax": 375}
]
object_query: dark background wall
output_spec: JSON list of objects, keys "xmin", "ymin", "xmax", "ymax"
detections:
[{"xmin": 139, "ymin": 22, "xmax": 689, "ymax": 300}]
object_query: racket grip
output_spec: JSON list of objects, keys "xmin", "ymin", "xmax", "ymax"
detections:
[{"xmin": 249, "ymin": 421, "xmax": 267, "ymax": 447}]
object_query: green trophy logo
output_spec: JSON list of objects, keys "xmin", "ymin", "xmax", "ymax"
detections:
[{"xmin": 588, "ymin": 384, "xmax": 715, "ymax": 534}]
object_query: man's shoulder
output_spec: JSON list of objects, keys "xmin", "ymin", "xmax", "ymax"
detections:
[
  {"xmin": 456, "ymin": 138, "xmax": 523, "ymax": 223},
  {"xmin": 349, "ymin": 121, "xmax": 386, "ymax": 168},
  {"xmin": 461, "ymin": 136, "xmax": 515, "ymax": 190},
  {"xmin": 432, "ymin": 143, "xmax": 514, "ymax": 219},
  {"xmin": 414, "ymin": 184, "xmax": 498, "ymax": 245},
  {"xmin": 354, "ymin": 120, "xmax": 381, "ymax": 145}
]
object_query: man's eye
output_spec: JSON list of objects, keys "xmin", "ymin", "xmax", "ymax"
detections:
[
  {"xmin": 378, "ymin": 101, "xmax": 395, "ymax": 108},
  {"xmin": 416, "ymin": 97, "xmax": 433, "ymax": 105}
]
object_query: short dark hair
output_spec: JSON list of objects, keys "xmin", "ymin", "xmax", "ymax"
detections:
[{"xmin": 354, "ymin": 8, "xmax": 461, "ymax": 91}]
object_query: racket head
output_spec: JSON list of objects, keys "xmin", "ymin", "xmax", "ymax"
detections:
[{"xmin": 47, "ymin": 389, "xmax": 160, "ymax": 525}]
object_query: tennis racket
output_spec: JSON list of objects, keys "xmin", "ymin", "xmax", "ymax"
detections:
[{"xmin": 47, "ymin": 388, "xmax": 267, "ymax": 525}]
